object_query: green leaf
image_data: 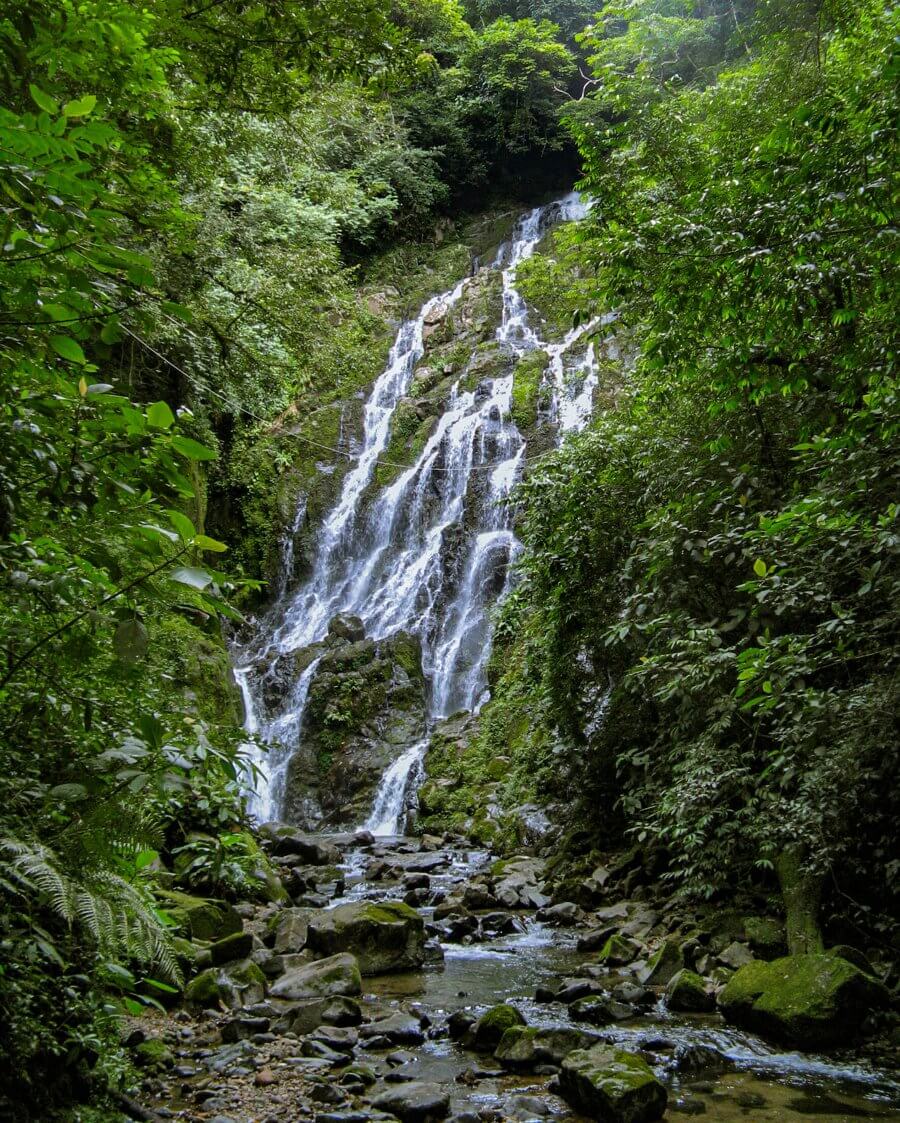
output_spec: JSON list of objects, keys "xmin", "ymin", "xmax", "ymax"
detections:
[
  {"xmin": 166, "ymin": 509, "xmax": 196, "ymax": 542},
  {"xmin": 171, "ymin": 435, "xmax": 217, "ymax": 461},
  {"xmin": 147, "ymin": 401, "xmax": 176, "ymax": 429},
  {"xmin": 194, "ymin": 534, "xmax": 227, "ymax": 553},
  {"xmin": 48, "ymin": 783, "xmax": 88, "ymax": 801},
  {"xmin": 113, "ymin": 618, "xmax": 149, "ymax": 663},
  {"xmin": 50, "ymin": 336, "xmax": 86, "ymax": 364},
  {"xmin": 170, "ymin": 566, "xmax": 214, "ymax": 590},
  {"xmin": 63, "ymin": 94, "xmax": 97, "ymax": 118},
  {"xmin": 752, "ymin": 559, "xmax": 768, "ymax": 578},
  {"xmin": 29, "ymin": 85, "xmax": 59, "ymax": 115},
  {"xmin": 135, "ymin": 849, "xmax": 159, "ymax": 871},
  {"xmin": 161, "ymin": 300, "xmax": 194, "ymax": 323}
]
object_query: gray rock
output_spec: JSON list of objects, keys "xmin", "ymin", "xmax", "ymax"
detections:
[
  {"xmin": 372, "ymin": 1081, "xmax": 450, "ymax": 1122},
  {"xmin": 537, "ymin": 901, "xmax": 581, "ymax": 926},
  {"xmin": 329, "ymin": 613, "xmax": 366, "ymax": 642},
  {"xmin": 360, "ymin": 1013, "xmax": 425, "ymax": 1046},
  {"xmin": 494, "ymin": 1026, "xmax": 594, "ymax": 1072},
  {"xmin": 269, "ymin": 952, "xmax": 362, "ymax": 1001},
  {"xmin": 718, "ymin": 941, "xmax": 755, "ymax": 970},
  {"xmin": 306, "ymin": 900, "xmax": 425, "ymax": 974}
]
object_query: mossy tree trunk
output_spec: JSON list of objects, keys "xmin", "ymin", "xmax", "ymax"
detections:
[{"xmin": 775, "ymin": 846, "xmax": 825, "ymax": 956}]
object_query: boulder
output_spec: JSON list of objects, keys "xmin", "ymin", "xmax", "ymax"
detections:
[
  {"xmin": 209, "ymin": 930, "xmax": 253, "ymax": 966},
  {"xmin": 639, "ymin": 937, "xmax": 684, "ymax": 986},
  {"xmin": 665, "ymin": 969, "xmax": 715, "ymax": 1013},
  {"xmin": 360, "ymin": 1012, "xmax": 425, "ymax": 1046},
  {"xmin": 598, "ymin": 934, "xmax": 641, "ymax": 968},
  {"xmin": 495, "ymin": 1026, "xmax": 595, "ymax": 1072},
  {"xmin": 162, "ymin": 890, "xmax": 242, "ymax": 942},
  {"xmin": 329, "ymin": 613, "xmax": 366, "ymax": 643},
  {"xmin": 560, "ymin": 1044, "xmax": 667, "ymax": 1122},
  {"xmin": 719, "ymin": 941, "xmax": 755, "ymax": 970},
  {"xmin": 259, "ymin": 825, "xmax": 341, "ymax": 865},
  {"xmin": 269, "ymin": 953, "xmax": 362, "ymax": 1001},
  {"xmin": 371, "ymin": 1081, "xmax": 450, "ymax": 1122},
  {"xmin": 717, "ymin": 953, "xmax": 888, "ymax": 1048},
  {"xmin": 470, "ymin": 1004, "xmax": 526, "ymax": 1052},
  {"xmin": 570, "ymin": 996, "xmax": 634, "ymax": 1026},
  {"xmin": 307, "ymin": 900, "xmax": 425, "ymax": 974},
  {"xmin": 743, "ymin": 916, "xmax": 787, "ymax": 959},
  {"xmin": 184, "ymin": 960, "xmax": 266, "ymax": 1009},
  {"xmin": 269, "ymin": 907, "xmax": 314, "ymax": 953}
]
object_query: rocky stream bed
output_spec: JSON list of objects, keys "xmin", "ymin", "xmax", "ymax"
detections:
[{"xmin": 127, "ymin": 829, "xmax": 900, "ymax": 1123}]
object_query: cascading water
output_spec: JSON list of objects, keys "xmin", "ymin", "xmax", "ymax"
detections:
[{"xmin": 237, "ymin": 192, "xmax": 605, "ymax": 832}]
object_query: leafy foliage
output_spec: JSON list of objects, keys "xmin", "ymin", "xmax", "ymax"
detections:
[{"xmin": 492, "ymin": 0, "xmax": 898, "ymax": 944}]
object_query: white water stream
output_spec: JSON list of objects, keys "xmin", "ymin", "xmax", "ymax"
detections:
[{"xmin": 238, "ymin": 193, "xmax": 607, "ymax": 831}]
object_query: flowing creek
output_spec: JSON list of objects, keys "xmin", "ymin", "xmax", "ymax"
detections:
[{"xmin": 221, "ymin": 198, "xmax": 900, "ymax": 1122}]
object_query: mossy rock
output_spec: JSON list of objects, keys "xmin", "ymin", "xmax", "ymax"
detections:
[
  {"xmin": 599, "ymin": 934, "xmax": 640, "ymax": 967},
  {"xmin": 560, "ymin": 1044, "xmax": 667, "ymax": 1123},
  {"xmin": 270, "ymin": 952, "xmax": 362, "ymax": 1001},
  {"xmin": 209, "ymin": 929, "xmax": 253, "ymax": 966},
  {"xmin": 510, "ymin": 351, "xmax": 549, "ymax": 434},
  {"xmin": 471, "ymin": 1003, "xmax": 526, "ymax": 1051},
  {"xmin": 639, "ymin": 937, "xmax": 684, "ymax": 986},
  {"xmin": 161, "ymin": 890, "xmax": 243, "ymax": 942},
  {"xmin": 184, "ymin": 959, "xmax": 266, "ymax": 1010},
  {"xmin": 494, "ymin": 1025, "xmax": 592, "ymax": 1072},
  {"xmin": 306, "ymin": 901, "xmax": 425, "ymax": 975},
  {"xmin": 743, "ymin": 916, "xmax": 787, "ymax": 959},
  {"xmin": 718, "ymin": 953, "xmax": 888, "ymax": 1048},
  {"xmin": 132, "ymin": 1038, "xmax": 174, "ymax": 1070},
  {"xmin": 666, "ymin": 969, "xmax": 715, "ymax": 1013}
]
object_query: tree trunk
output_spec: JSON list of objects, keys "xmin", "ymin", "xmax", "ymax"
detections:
[{"xmin": 775, "ymin": 846, "xmax": 825, "ymax": 955}]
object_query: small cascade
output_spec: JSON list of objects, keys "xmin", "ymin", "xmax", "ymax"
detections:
[
  {"xmin": 364, "ymin": 739, "xmax": 428, "ymax": 836},
  {"xmin": 237, "ymin": 192, "xmax": 605, "ymax": 826}
]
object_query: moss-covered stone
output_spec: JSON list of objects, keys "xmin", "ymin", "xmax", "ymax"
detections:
[
  {"xmin": 510, "ymin": 350, "xmax": 548, "ymax": 433},
  {"xmin": 269, "ymin": 952, "xmax": 362, "ymax": 1001},
  {"xmin": 161, "ymin": 890, "xmax": 242, "ymax": 942},
  {"xmin": 209, "ymin": 929, "xmax": 253, "ymax": 966},
  {"xmin": 560, "ymin": 1044, "xmax": 667, "ymax": 1123},
  {"xmin": 306, "ymin": 900, "xmax": 425, "ymax": 975},
  {"xmin": 494, "ymin": 1025, "xmax": 591, "ymax": 1071},
  {"xmin": 132, "ymin": 1038, "xmax": 174, "ymax": 1070},
  {"xmin": 599, "ymin": 934, "xmax": 640, "ymax": 967},
  {"xmin": 717, "ymin": 953, "xmax": 888, "ymax": 1048},
  {"xmin": 666, "ymin": 969, "xmax": 715, "ymax": 1013},
  {"xmin": 639, "ymin": 937, "xmax": 684, "ymax": 986},
  {"xmin": 183, "ymin": 959, "xmax": 266, "ymax": 1009},
  {"xmin": 471, "ymin": 1004, "xmax": 526, "ymax": 1051},
  {"xmin": 743, "ymin": 916, "xmax": 787, "ymax": 960}
]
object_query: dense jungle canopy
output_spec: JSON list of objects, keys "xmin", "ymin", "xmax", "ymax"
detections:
[{"xmin": 0, "ymin": 0, "xmax": 896, "ymax": 1119}]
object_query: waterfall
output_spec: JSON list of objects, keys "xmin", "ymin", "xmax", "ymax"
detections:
[{"xmin": 238, "ymin": 192, "xmax": 601, "ymax": 830}]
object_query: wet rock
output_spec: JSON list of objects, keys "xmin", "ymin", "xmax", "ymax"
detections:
[
  {"xmin": 265, "ymin": 827, "xmax": 342, "ymax": 866},
  {"xmin": 639, "ymin": 937, "xmax": 685, "ymax": 986},
  {"xmin": 470, "ymin": 1004, "xmax": 527, "ymax": 1051},
  {"xmin": 162, "ymin": 890, "xmax": 243, "ymax": 942},
  {"xmin": 598, "ymin": 934, "xmax": 642, "ymax": 967},
  {"xmin": 306, "ymin": 900, "xmax": 425, "ymax": 974},
  {"xmin": 270, "ymin": 952, "xmax": 362, "ymax": 1001},
  {"xmin": 360, "ymin": 1013, "xmax": 426, "ymax": 1046},
  {"xmin": 220, "ymin": 1015, "xmax": 270, "ymax": 1042},
  {"xmin": 270, "ymin": 906, "xmax": 313, "ymax": 953},
  {"xmin": 611, "ymin": 981, "xmax": 654, "ymax": 1008},
  {"xmin": 718, "ymin": 953, "xmax": 888, "ymax": 1048},
  {"xmin": 673, "ymin": 1044, "xmax": 733, "ymax": 1075},
  {"xmin": 329, "ymin": 613, "xmax": 366, "ymax": 642},
  {"xmin": 494, "ymin": 1026, "xmax": 594, "ymax": 1072},
  {"xmin": 559, "ymin": 1044, "xmax": 667, "ymax": 1122},
  {"xmin": 372, "ymin": 1081, "xmax": 451, "ymax": 1122},
  {"xmin": 718, "ymin": 941, "xmax": 754, "ymax": 970},
  {"xmin": 208, "ymin": 929, "xmax": 253, "ymax": 966},
  {"xmin": 133, "ymin": 1038, "xmax": 174, "ymax": 1070},
  {"xmin": 310, "ymin": 1024, "xmax": 359, "ymax": 1054},
  {"xmin": 537, "ymin": 901, "xmax": 581, "ymax": 926},
  {"xmin": 323, "ymin": 995, "xmax": 364, "ymax": 1026},
  {"xmin": 556, "ymin": 979, "xmax": 604, "ymax": 1005},
  {"xmin": 666, "ymin": 969, "xmax": 715, "ymax": 1013},
  {"xmin": 577, "ymin": 925, "xmax": 619, "ymax": 952},
  {"xmin": 743, "ymin": 916, "xmax": 787, "ymax": 960},
  {"xmin": 570, "ymin": 996, "xmax": 633, "ymax": 1026},
  {"xmin": 184, "ymin": 960, "xmax": 267, "ymax": 1009},
  {"xmin": 447, "ymin": 1010, "xmax": 476, "ymax": 1040}
]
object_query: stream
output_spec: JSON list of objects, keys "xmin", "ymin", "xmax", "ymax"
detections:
[{"xmin": 218, "ymin": 196, "xmax": 900, "ymax": 1123}]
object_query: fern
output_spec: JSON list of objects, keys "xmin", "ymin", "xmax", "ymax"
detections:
[{"xmin": 0, "ymin": 837, "xmax": 181, "ymax": 984}]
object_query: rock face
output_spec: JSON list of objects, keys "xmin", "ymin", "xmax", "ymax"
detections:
[
  {"xmin": 717, "ymin": 953, "xmax": 887, "ymax": 1048},
  {"xmin": 282, "ymin": 631, "xmax": 427, "ymax": 827},
  {"xmin": 268, "ymin": 952, "xmax": 362, "ymax": 1000},
  {"xmin": 559, "ymin": 1044, "xmax": 667, "ymax": 1123},
  {"xmin": 306, "ymin": 901, "xmax": 426, "ymax": 974}
]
